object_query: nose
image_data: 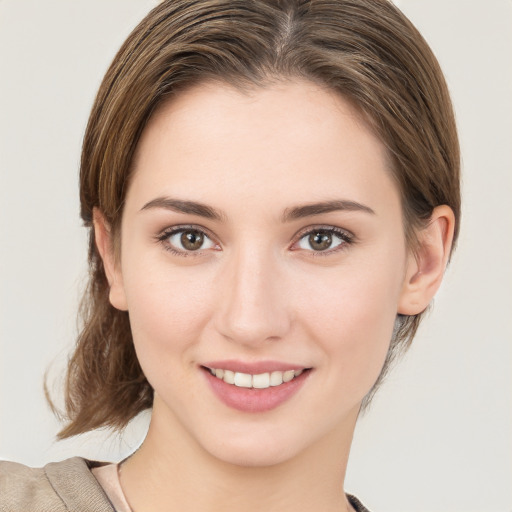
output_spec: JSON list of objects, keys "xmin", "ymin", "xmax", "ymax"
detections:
[{"xmin": 214, "ymin": 244, "xmax": 291, "ymax": 348}]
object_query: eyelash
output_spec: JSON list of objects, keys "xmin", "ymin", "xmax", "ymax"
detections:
[{"xmin": 156, "ymin": 225, "xmax": 355, "ymax": 257}]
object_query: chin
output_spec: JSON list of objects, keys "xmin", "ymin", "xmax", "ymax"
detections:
[
  {"xmin": 205, "ymin": 434, "xmax": 301, "ymax": 468},
  {"xmin": 195, "ymin": 413, "xmax": 342, "ymax": 469}
]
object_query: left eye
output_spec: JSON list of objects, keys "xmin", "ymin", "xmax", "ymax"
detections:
[
  {"xmin": 166, "ymin": 229, "xmax": 216, "ymax": 252},
  {"xmin": 296, "ymin": 229, "xmax": 347, "ymax": 252}
]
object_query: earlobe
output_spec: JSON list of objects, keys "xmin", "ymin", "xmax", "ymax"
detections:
[
  {"xmin": 398, "ymin": 205, "xmax": 455, "ymax": 316},
  {"xmin": 93, "ymin": 208, "xmax": 128, "ymax": 311}
]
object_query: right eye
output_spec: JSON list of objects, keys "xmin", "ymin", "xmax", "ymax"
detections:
[{"xmin": 160, "ymin": 227, "xmax": 217, "ymax": 255}]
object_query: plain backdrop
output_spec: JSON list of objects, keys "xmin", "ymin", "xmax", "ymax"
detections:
[{"xmin": 1, "ymin": 1, "xmax": 511, "ymax": 511}]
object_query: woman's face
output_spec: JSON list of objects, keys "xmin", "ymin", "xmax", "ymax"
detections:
[{"xmin": 109, "ymin": 80, "xmax": 413, "ymax": 466}]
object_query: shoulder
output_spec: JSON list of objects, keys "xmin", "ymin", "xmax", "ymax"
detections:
[{"xmin": 0, "ymin": 457, "xmax": 115, "ymax": 512}]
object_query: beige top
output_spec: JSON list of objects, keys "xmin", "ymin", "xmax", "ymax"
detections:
[
  {"xmin": 0, "ymin": 457, "xmax": 115, "ymax": 512},
  {"xmin": 92, "ymin": 464, "xmax": 132, "ymax": 512},
  {"xmin": 0, "ymin": 457, "xmax": 370, "ymax": 512}
]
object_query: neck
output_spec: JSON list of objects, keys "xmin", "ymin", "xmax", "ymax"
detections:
[{"xmin": 120, "ymin": 399, "xmax": 359, "ymax": 512}]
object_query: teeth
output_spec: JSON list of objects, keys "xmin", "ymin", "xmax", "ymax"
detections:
[
  {"xmin": 234, "ymin": 372, "xmax": 252, "ymax": 388},
  {"xmin": 252, "ymin": 373, "xmax": 270, "ymax": 389},
  {"xmin": 223, "ymin": 370, "xmax": 235, "ymax": 384},
  {"xmin": 208, "ymin": 367, "xmax": 306, "ymax": 389},
  {"xmin": 282, "ymin": 370, "xmax": 295, "ymax": 383},
  {"xmin": 270, "ymin": 371, "xmax": 283, "ymax": 386}
]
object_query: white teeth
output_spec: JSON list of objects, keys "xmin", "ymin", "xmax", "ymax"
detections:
[
  {"xmin": 234, "ymin": 372, "xmax": 252, "ymax": 388},
  {"xmin": 252, "ymin": 373, "xmax": 270, "ymax": 389},
  {"xmin": 282, "ymin": 370, "xmax": 295, "ymax": 383},
  {"xmin": 223, "ymin": 370, "xmax": 235, "ymax": 384},
  {"xmin": 270, "ymin": 371, "xmax": 283, "ymax": 386},
  {"xmin": 207, "ymin": 367, "xmax": 306, "ymax": 389}
]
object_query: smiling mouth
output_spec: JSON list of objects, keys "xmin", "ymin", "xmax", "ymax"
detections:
[{"xmin": 203, "ymin": 366, "xmax": 310, "ymax": 389}]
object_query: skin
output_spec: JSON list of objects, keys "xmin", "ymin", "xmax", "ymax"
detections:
[{"xmin": 95, "ymin": 79, "xmax": 454, "ymax": 512}]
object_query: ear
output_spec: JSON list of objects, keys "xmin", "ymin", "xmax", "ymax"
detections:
[
  {"xmin": 93, "ymin": 208, "xmax": 128, "ymax": 311},
  {"xmin": 398, "ymin": 205, "xmax": 456, "ymax": 315}
]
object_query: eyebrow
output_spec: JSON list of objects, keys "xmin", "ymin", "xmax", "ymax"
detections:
[
  {"xmin": 140, "ymin": 196, "xmax": 375, "ymax": 222},
  {"xmin": 140, "ymin": 197, "xmax": 225, "ymax": 221},
  {"xmin": 282, "ymin": 199, "xmax": 375, "ymax": 222}
]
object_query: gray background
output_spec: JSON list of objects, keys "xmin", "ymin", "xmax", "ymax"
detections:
[{"xmin": 1, "ymin": 1, "xmax": 511, "ymax": 511}]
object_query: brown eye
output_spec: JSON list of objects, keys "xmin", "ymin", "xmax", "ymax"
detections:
[
  {"xmin": 296, "ymin": 228, "xmax": 349, "ymax": 253},
  {"xmin": 180, "ymin": 230, "xmax": 204, "ymax": 251},
  {"xmin": 308, "ymin": 232, "xmax": 332, "ymax": 251},
  {"xmin": 165, "ymin": 228, "xmax": 216, "ymax": 253}
]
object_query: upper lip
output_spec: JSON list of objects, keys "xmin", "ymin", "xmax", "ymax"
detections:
[{"xmin": 202, "ymin": 360, "xmax": 309, "ymax": 374}]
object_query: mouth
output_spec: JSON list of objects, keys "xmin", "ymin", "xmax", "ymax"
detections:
[
  {"xmin": 202, "ymin": 366, "xmax": 309, "ymax": 389},
  {"xmin": 200, "ymin": 363, "xmax": 312, "ymax": 413}
]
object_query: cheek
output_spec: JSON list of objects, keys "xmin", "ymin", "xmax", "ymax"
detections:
[
  {"xmin": 298, "ymin": 254, "xmax": 405, "ymax": 392},
  {"xmin": 120, "ymin": 256, "xmax": 216, "ymax": 369}
]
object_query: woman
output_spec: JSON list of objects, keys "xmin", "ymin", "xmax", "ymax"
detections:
[{"xmin": 0, "ymin": 1, "xmax": 459, "ymax": 511}]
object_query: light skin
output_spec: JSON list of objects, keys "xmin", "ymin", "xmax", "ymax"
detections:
[{"xmin": 94, "ymin": 79, "xmax": 454, "ymax": 512}]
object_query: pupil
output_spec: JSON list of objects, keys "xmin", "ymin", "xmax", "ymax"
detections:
[
  {"xmin": 309, "ymin": 232, "xmax": 332, "ymax": 251},
  {"xmin": 181, "ymin": 230, "xmax": 203, "ymax": 250}
]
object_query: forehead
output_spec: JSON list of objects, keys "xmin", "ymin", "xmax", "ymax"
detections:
[{"xmin": 127, "ymin": 79, "xmax": 399, "ymax": 217}]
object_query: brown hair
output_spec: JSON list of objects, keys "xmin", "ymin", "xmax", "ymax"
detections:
[{"xmin": 56, "ymin": 0, "xmax": 460, "ymax": 438}]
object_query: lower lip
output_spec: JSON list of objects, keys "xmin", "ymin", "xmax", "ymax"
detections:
[{"xmin": 202, "ymin": 368, "xmax": 311, "ymax": 413}]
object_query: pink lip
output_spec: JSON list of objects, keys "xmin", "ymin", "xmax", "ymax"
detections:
[
  {"xmin": 202, "ymin": 359, "xmax": 307, "ymax": 374},
  {"xmin": 201, "ymin": 363, "xmax": 311, "ymax": 413}
]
